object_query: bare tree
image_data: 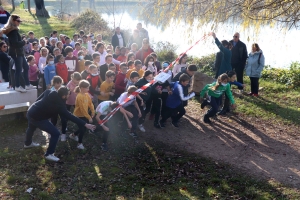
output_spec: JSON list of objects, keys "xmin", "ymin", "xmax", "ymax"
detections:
[
  {"xmin": 11, "ymin": 0, "xmax": 15, "ymax": 11},
  {"xmin": 34, "ymin": 0, "xmax": 49, "ymax": 17},
  {"xmin": 142, "ymin": 0, "xmax": 300, "ymax": 29},
  {"xmin": 27, "ymin": 0, "xmax": 31, "ymax": 13}
]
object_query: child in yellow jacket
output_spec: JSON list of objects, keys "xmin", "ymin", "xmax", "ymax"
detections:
[{"xmin": 70, "ymin": 80, "xmax": 95, "ymax": 150}]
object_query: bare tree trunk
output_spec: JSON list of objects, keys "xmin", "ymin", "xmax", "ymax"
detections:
[
  {"xmin": 27, "ymin": 0, "xmax": 31, "ymax": 13},
  {"xmin": 34, "ymin": 0, "xmax": 49, "ymax": 17},
  {"xmin": 11, "ymin": 0, "xmax": 15, "ymax": 11}
]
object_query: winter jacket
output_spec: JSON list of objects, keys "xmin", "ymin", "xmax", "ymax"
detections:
[
  {"xmin": 3, "ymin": 27, "xmax": 25, "ymax": 57},
  {"xmin": 166, "ymin": 81, "xmax": 195, "ymax": 108},
  {"xmin": 135, "ymin": 47, "xmax": 154, "ymax": 65},
  {"xmin": 115, "ymin": 72, "xmax": 127, "ymax": 95},
  {"xmin": 44, "ymin": 64, "xmax": 56, "ymax": 86},
  {"xmin": 245, "ymin": 50, "xmax": 265, "ymax": 78},
  {"xmin": 230, "ymin": 40, "xmax": 248, "ymax": 65},
  {"xmin": 112, "ymin": 32, "xmax": 126, "ymax": 50},
  {"xmin": 215, "ymin": 38, "xmax": 232, "ymax": 76},
  {"xmin": 200, "ymin": 82, "xmax": 235, "ymax": 104}
]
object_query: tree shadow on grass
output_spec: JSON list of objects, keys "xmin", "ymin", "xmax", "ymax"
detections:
[
  {"xmin": 35, "ymin": 15, "xmax": 52, "ymax": 36},
  {"xmin": 242, "ymin": 95, "xmax": 300, "ymax": 124}
]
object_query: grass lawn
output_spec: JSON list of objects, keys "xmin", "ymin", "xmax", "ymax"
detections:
[
  {"xmin": 1, "ymin": 117, "xmax": 300, "ymax": 199},
  {"xmin": 3, "ymin": 6, "xmax": 75, "ymax": 38}
]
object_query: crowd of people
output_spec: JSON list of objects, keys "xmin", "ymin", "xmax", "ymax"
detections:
[{"xmin": 0, "ymin": 12, "xmax": 265, "ymax": 162}]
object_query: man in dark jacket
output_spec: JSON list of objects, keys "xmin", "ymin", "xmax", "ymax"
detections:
[
  {"xmin": 230, "ymin": 32, "xmax": 248, "ymax": 90},
  {"xmin": 172, "ymin": 64, "xmax": 197, "ymax": 107},
  {"xmin": 111, "ymin": 27, "xmax": 126, "ymax": 51},
  {"xmin": 24, "ymin": 87, "xmax": 95, "ymax": 162},
  {"xmin": 0, "ymin": 6, "xmax": 10, "ymax": 28}
]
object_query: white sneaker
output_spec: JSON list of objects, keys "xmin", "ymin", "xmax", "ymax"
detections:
[
  {"xmin": 61, "ymin": 134, "xmax": 66, "ymax": 142},
  {"xmin": 77, "ymin": 143, "xmax": 85, "ymax": 150},
  {"xmin": 25, "ymin": 84, "xmax": 35, "ymax": 90},
  {"xmin": 138, "ymin": 124, "xmax": 146, "ymax": 132},
  {"xmin": 45, "ymin": 154, "xmax": 60, "ymax": 162},
  {"xmin": 69, "ymin": 134, "xmax": 78, "ymax": 141},
  {"xmin": 24, "ymin": 142, "xmax": 40, "ymax": 149},
  {"xmin": 15, "ymin": 86, "xmax": 27, "ymax": 93}
]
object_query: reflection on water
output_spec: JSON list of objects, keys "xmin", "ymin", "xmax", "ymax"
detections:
[{"xmin": 44, "ymin": 0, "xmax": 299, "ymax": 68}]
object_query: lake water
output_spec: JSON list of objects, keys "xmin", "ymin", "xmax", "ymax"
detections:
[{"xmin": 44, "ymin": 0, "xmax": 300, "ymax": 68}]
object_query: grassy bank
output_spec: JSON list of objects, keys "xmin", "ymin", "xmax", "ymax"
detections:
[
  {"xmin": 3, "ymin": 6, "xmax": 75, "ymax": 38},
  {"xmin": 0, "ymin": 119, "xmax": 300, "ymax": 199}
]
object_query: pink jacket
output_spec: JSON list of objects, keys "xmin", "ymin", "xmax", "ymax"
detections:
[
  {"xmin": 28, "ymin": 64, "xmax": 39, "ymax": 81},
  {"xmin": 66, "ymin": 80, "xmax": 78, "ymax": 105}
]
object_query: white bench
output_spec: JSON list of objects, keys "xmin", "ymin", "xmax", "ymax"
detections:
[{"xmin": 0, "ymin": 102, "xmax": 30, "ymax": 116}]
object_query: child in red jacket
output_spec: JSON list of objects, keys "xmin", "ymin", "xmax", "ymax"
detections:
[
  {"xmin": 114, "ymin": 62, "xmax": 128, "ymax": 99},
  {"xmin": 55, "ymin": 54, "xmax": 68, "ymax": 84}
]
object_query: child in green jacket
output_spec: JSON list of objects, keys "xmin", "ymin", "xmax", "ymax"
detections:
[{"xmin": 200, "ymin": 73, "xmax": 236, "ymax": 123}]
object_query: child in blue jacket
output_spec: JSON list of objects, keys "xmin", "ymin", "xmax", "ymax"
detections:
[
  {"xmin": 44, "ymin": 55, "xmax": 56, "ymax": 89},
  {"xmin": 159, "ymin": 74, "xmax": 195, "ymax": 128}
]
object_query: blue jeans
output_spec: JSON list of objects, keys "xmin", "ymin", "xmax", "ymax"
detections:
[
  {"xmin": 207, "ymin": 96, "xmax": 222, "ymax": 117},
  {"xmin": 25, "ymin": 113, "xmax": 60, "ymax": 156},
  {"xmin": 11, "ymin": 55, "xmax": 29, "ymax": 87}
]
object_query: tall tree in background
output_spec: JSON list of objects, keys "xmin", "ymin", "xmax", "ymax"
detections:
[
  {"xmin": 34, "ymin": 0, "xmax": 49, "ymax": 17},
  {"xmin": 142, "ymin": 0, "xmax": 300, "ymax": 29}
]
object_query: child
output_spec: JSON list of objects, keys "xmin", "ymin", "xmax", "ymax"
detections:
[
  {"xmin": 86, "ymin": 64, "xmax": 102, "ymax": 107},
  {"xmin": 50, "ymin": 76, "xmax": 63, "ymax": 91},
  {"xmin": 126, "ymin": 60, "xmax": 144, "ymax": 79},
  {"xmin": 81, "ymin": 60, "xmax": 92, "ymax": 80},
  {"xmin": 73, "ymin": 42, "xmax": 81, "ymax": 58},
  {"xmin": 92, "ymin": 53, "xmax": 101, "ymax": 69},
  {"xmin": 127, "ymin": 60, "xmax": 134, "ymax": 70},
  {"xmin": 98, "ymin": 70, "xmax": 115, "ymax": 103},
  {"xmin": 108, "ymin": 63, "xmax": 117, "ymax": 74},
  {"xmin": 172, "ymin": 53, "xmax": 188, "ymax": 77},
  {"xmin": 142, "ymin": 55, "xmax": 157, "ymax": 76},
  {"xmin": 44, "ymin": 55, "xmax": 56, "ymax": 89},
  {"xmin": 66, "ymin": 72, "xmax": 82, "ymax": 111},
  {"xmin": 117, "ymin": 86, "xmax": 142, "ymax": 138},
  {"xmin": 65, "ymin": 46, "xmax": 78, "ymax": 81},
  {"xmin": 117, "ymin": 47, "xmax": 127, "ymax": 62},
  {"xmin": 159, "ymin": 74, "xmax": 195, "ymax": 128},
  {"xmin": 200, "ymin": 73, "xmax": 236, "ymax": 124},
  {"xmin": 53, "ymin": 48, "xmax": 61, "ymax": 64},
  {"xmin": 150, "ymin": 53, "xmax": 161, "ymax": 72},
  {"xmin": 27, "ymin": 55, "xmax": 39, "ymax": 87},
  {"xmin": 127, "ymin": 53, "xmax": 135, "ymax": 62},
  {"xmin": 130, "ymin": 43, "xmax": 138, "ymax": 55},
  {"xmin": 218, "ymin": 71, "xmax": 244, "ymax": 115},
  {"xmin": 113, "ymin": 46, "xmax": 120, "ymax": 59},
  {"xmin": 115, "ymin": 62, "xmax": 128, "ymax": 98},
  {"xmin": 55, "ymin": 54, "xmax": 68, "ymax": 84},
  {"xmin": 38, "ymin": 47, "xmax": 48, "ymax": 90},
  {"xmin": 77, "ymin": 50, "xmax": 85, "ymax": 73},
  {"xmin": 30, "ymin": 41, "xmax": 40, "ymax": 66},
  {"xmin": 28, "ymin": 31, "xmax": 39, "ymax": 44},
  {"xmin": 94, "ymin": 101, "xmax": 131, "ymax": 151},
  {"xmin": 126, "ymin": 71, "xmax": 144, "ymax": 105},
  {"xmin": 70, "ymin": 80, "xmax": 95, "ymax": 150}
]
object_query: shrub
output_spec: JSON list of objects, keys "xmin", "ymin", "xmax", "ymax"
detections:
[
  {"xmin": 71, "ymin": 10, "xmax": 110, "ymax": 39},
  {"xmin": 154, "ymin": 41, "xmax": 178, "ymax": 62},
  {"xmin": 261, "ymin": 62, "xmax": 300, "ymax": 88},
  {"xmin": 190, "ymin": 54, "xmax": 216, "ymax": 77}
]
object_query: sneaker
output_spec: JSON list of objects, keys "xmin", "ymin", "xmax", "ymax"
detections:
[
  {"xmin": 247, "ymin": 92, "xmax": 253, "ymax": 96},
  {"xmin": 252, "ymin": 93, "xmax": 259, "ymax": 97},
  {"xmin": 25, "ymin": 84, "xmax": 35, "ymax": 90},
  {"xmin": 77, "ymin": 143, "xmax": 85, "ymax": 150},
  {"xmin": 203, "ymin": 115, "xmax": 212, "ymax": 124},
  {"xmin": 129, "ymin": 132, "xmax": 138, "ymax": 138},
  {"xmin": 201, "ymin": 99, "xmax": 209, "ymax": 109},
  {"xmin": 60, "ymin": 134, "xmax": 67, "ymax": 142},
  {"xmin": 154, "ymin": 122, "xmax": 161, "ymax": 129},
  {"xmin": 69, "ymin": 134, "xmax": 78, "ymax": 141},
  {"xmin": 45, "ymin": 154, "xmax": 60, "ymax": 162},
  {"xmin": 15, "ymin": 86, "xmax": 27, "ymax": 93},
  {"xmin": 138, "ymin": 124, "xmax": 146, "ymax": 132},
  {"xmin": 149, "ymin": 114, "xmax": 155, "ymax": 120},
  {"xmin": 171, "ymin": 121, "xmax": 179, "ymax": 128},
  {"xmin": 101, "ymin": 143, "xmax": 108, "ymax": 151},
  {"xmin": 24, "ymin": 142, "xmax": 40, "ymax": 149},
  {"xmin": 159, "ymin": 120, "xmax": 165, "ymax": 128}
]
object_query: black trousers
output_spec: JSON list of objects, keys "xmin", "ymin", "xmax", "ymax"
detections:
[
  {"xmin": 221, "ymin": 93, "xmax": 230, "ymax": 112},
  {"xmin": 124, "ymin": 105, "xmax": 139, "ymax": 133},
  {"xmin": 137, "ymin": 98, "xmax": 151, "ymax": 125},
  {"xmin": 250, "ymin": 77, "xmax": 259, "ymax": 94},
  {"xmin": 161, "ymin": 104, "xmax": 186, "ymax": 123},
  {"xmin": 232, "ymin": 63, "xmax": 245, "ymax": 89},
  {"xmin": 74, "ymin": 117, "xmax": 88, "ymax": 143}
]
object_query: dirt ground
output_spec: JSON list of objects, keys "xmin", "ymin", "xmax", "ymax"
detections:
[
  {"xmin": 2, "ymin": 99, "xmax": 300, "ymax": 189},
  {"xmin": 140, "ymin": 100, "xmax": 300, "ymax": 188}
]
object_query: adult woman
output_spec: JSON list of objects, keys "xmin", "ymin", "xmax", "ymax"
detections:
[
  {"xmin": 2, "ymin": 14, "xmax": 34, "ymax": 92},
  {"xmin": 245, "ymin": 43, "xmax": 265, "ymax": 96},
  {"xmin": 0, "ymin": 42, "xmax": 10, "ymax": 82},
  {"xmin": 210, "ymin": 32, "xmax": 232, "ymax": 77},
  {"xmin": 172, "ymin": 53, "xmax": 188, "ymax": 77}
]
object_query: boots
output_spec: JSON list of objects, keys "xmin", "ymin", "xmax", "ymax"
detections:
[
  {"xmin": 201, "ymin": 99, "xmax": 209, "ymax": 109},
  {"xmin": 203, "ymin": 114, "xmax": 212, "ymax": 124}
]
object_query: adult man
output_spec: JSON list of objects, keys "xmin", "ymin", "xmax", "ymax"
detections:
[
  {"xmin": 136, "ymin": 23, "xmax": 149, "ymax": 40},
  {"xmin": 230, "ymin": 32, "xmax": 248, "ymax": 91},
  {"xmin": 111, "ymin": 27, "xmax": 126, "ymax": 50},
  {"xmin": 24, "ymin": 87, "xmax": 95, "ymax": 162},
  {"xmin": 0, "ymin": 6, "xmax": 10, "ymax": 29},
  {"xmin": 135, "ymin": 38, "xmax": 153, "ymax": 65}
]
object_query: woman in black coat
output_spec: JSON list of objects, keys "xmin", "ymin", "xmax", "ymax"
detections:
[
  {"xmin": 2, "ymin": 14, "xmax": 34, "ymax": 92},
  {"xmin": 0, "ymin": 41, "xmax": 10, "ymax": 82}
]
